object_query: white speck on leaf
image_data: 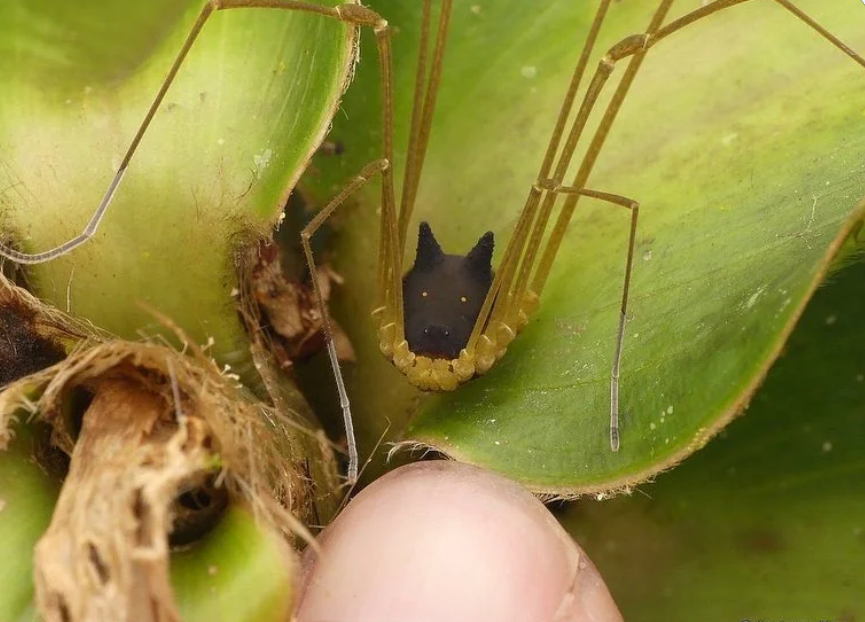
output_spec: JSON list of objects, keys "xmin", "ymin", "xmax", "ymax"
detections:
[
  {"xmin": 825, "ymin": 314, "xmax": 837, "ymax": 326},
  {"xmin": 520, "ymin": 65, "xmax": 538, "ymax": 79},
  {"xmin": 745, "ymin": 285, "xmax": 766, "ymax": 309},
  {"xmin": 253, "ymin": 148, "xmax": 274, "ymax": 178},
  {"xmin": 822, "ymin": 441, "xmax": 833, "ymax": 453}
]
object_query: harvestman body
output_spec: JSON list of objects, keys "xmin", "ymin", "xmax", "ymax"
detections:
[{"xmin": 1, "ymin": 1, "xmax": 863, "ymax": 482}]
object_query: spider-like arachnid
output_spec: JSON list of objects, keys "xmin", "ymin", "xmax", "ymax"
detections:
[{"xmin": 2, "ymin": 1, "xmax": 863, "ymax": 483}]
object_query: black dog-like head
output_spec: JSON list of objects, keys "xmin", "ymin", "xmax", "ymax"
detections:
[{"xmin": 402, "ymin": 222, "xmax": 494, "ymax": 359}]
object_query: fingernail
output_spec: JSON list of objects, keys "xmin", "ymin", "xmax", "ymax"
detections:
[{"xmin": 551, "ymin": 549, "xmax": 623, "ymax": 622}]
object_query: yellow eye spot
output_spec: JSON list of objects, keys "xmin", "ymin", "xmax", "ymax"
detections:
[
  {"xmin": 460, "ymin": 296, "xmax": 468, "ymax": 303},
  {"xmin": 422, "ymin": 291, "xmax": 428, "ymax": 298}
]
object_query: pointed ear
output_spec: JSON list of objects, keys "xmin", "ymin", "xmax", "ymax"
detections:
[
  {"xmin": 465, "ymin": 231, "xmax": 494, "ymax": 279},
  {"xmin": 414, "ymin": 221, "xmax": 445, "ymax": 271}
]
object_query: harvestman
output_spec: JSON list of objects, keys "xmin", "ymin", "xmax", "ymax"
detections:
[{"xmin": 1, "ymin": 1, "xmax": 863, "ymax": 483}]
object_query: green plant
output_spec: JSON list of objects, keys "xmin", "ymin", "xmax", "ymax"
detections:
[
  {"xmin": 1, "ymin": 0, "xmax": 863, "ymax": 619},
  {"xmin": 0, "ymin": 1, "xmax": 352, "ymax": 619}
]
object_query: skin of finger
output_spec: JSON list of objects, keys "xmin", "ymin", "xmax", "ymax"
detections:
[{"xmin": 295, "ymin": 461, "xmax": 622, "ymax": 622}]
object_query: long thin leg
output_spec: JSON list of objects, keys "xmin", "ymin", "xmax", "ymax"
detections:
[
  {"xmin": 475, "ymin": 0, "xmax": 666, "ymax": 373},
  {"xmin": 510, "ymin": 0, "xmax": 865, "ymax": 453},
  {"xmin": 473, "ymin": 0, "xmax": 616, "ymax": 344},
  {"xmin": 532, "ymin": 0, "xmax": 865, "ymax": 297},
  {"xmin": 466, "ymin": 186, "xmax": 539, "ymax": 354},
  {"xmin": 302, "ymin": 160, "xmax": 389, "ymax": 482},
  {"xmin": 528, "ymin": 0, "xmax": 674, "ymax": 298},
  {"xmin": 0, "ymin": 0, "xmax": 397, "ymax": 266},
  {"xmin": 502, "ymin": 0, "xmax": 618, "ymax": 326},
  {"xmin": 537, "ymin": 181, "xmax": 639, "ymax": 451},
  {"xmin": 396, "ymin": 0, "xmax": 454, "ymax": 254},
  {"xmin": 0, "ymin": 0, "xmax": 400, "ymax": 482}
]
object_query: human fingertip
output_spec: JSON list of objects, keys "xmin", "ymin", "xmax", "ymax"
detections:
[{"xmin": 296, "ymin": 461, "xmax": 622, "ymax": 622}]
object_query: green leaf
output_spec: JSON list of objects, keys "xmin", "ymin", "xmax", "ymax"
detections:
[
  {"xmin": 0, "ymin": 427, "xmax": 59, "ymax": 622},
  {"xmin": 560, "ymin": 254, "xmax": 865, "ymax": 620},
  {"xmin": 0, "ymin": 422, "xmax": 298, "ymax": 621},
  {"xmin": 0, "ymin": 0, "xmax": 353, "ymax": 374},
  {"xmin": 172, "ymin": 506, "xmax": 296, "ymax": 622},
  {"xmin": 303, "ymin": 0, "xmax": 865, "ymax": 491}
]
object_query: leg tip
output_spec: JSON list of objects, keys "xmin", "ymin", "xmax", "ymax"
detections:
[{"xmin": 346, "ymin": 459, "xmax": 359, "ymax": 485}]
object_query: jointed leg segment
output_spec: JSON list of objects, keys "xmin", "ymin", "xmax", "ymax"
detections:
[
  {"xmin": 483, "ymin": 0, "xmax": 865, "ymax": 450},
  {"xmin": 0, "ymin": 0, "xmax": 400, "ymax": 482},
  {"xmin": 301, "ymin": 159, "xmax": 392, "ymax": 483},
  {"xmin": 0, "ymin": 0, "xmax": 390, "ymax": 267},
  {"xmin": 5, "ymin": 0, "xmax": 864, "ymax": 469},
  {"xmin": 533, "ymin": 0, "xmax": 865, "ymax": 299},
  {"xmin": 538, "ymin": 182, "xmax": 640, "ymax": 452}
]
